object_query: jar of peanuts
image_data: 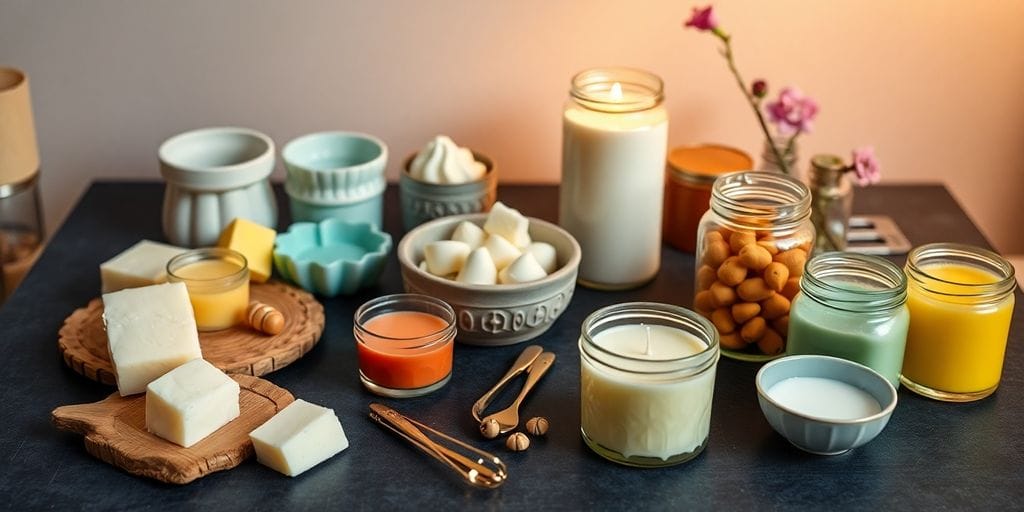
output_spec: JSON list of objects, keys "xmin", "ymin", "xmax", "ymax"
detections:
[{"xmin": 693, "ymin": 171, "xmax": 814, "ymax": 361}]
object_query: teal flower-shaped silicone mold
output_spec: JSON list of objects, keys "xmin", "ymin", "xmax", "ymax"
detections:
[{"xmin": 273, "ymin": 219, "xmax": 392, "ymax": 297}]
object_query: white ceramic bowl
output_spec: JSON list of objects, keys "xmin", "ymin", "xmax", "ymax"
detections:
[
  {"xmin": 756, "ymin": 355, "xmax": 897, "ymax": 455},
  {"xmin": 397, "ymin": 213, "xmax": 580, "ymax": 346}
]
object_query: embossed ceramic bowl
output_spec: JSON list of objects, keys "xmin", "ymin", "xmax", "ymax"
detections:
[
  {"xmin": 397, "ymin": 213, "xmax": 580, "ymax": 346},
  {"xmin": 756, "ymin": 355, "xmax": 898, "ymax": 456},
  {"xmin": 398, "ymin": 152, "xmax": 497, "ymax": 232},
  {"xmin": 273, "ymin": 219, "xmax": 392, "ymax": 298}
]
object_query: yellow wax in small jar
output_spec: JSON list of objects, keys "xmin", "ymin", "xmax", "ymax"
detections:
[
  {"xmin": 168, "ymin": 249, "xmax": 250, "ymax": 332},
  {"xmin": 902, "ymin": 263, "xmax": 1015, "ymax": 398}
]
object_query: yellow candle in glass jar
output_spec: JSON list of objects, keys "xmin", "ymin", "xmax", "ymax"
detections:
[
  {"xmin": 167, "ymin": 248, "xmax": 250, "ymax": 331},
  {"xmin": 901, "ymin": 244, "xmax": 1016, "ymax": 402}
]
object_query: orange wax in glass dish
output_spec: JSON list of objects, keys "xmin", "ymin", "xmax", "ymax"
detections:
[
  {"xmin": 166, "ymin": 248, "xmax": 250, "ymax": 331},
  {"xmin": 354, "ymin": 294, "xmax": 456, "ymax": 398},
  {"xmin": 663, "ymin": 145, "xmax": 753, "ymax": 253}
]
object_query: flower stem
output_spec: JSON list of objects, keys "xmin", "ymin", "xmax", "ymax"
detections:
[{"xmin": 719, "ymin": 35, "xmax": 791, "ymax": 175}]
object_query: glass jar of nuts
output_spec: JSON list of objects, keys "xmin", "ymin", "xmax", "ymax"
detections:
[{"xmin": 693, "ymin": 171, "xmax": 814, "ymax": 361}]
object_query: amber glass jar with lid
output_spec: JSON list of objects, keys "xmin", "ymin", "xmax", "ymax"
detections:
[
  {"xmin": 692, "ymin": 171, "xmax": 815, "ymax": 361},
  {"xmin": 662, "ymin": 144, "xmax": 753, "ymax": 253}
]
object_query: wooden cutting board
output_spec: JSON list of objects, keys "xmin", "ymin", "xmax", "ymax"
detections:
[
  {"xmin": 52, "ymin": 374, "xmax": 294, "ymax": 484},
  {"xmin": 58, "ymin": 281, "xmax": 325, "ymax": 385}
]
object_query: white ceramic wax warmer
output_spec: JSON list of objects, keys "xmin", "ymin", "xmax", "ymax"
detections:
[{"xmin": 159, "ymin": 127, "xmax": 278, "ymax": 247}]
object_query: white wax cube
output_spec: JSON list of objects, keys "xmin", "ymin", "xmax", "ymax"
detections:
[
  {"xmin": 498, "ymin": 252, "xmax": 548, "ymax": 284},
  {"xmin": 423, "ymin": 240, "xmax": 471, "ymax": 276},
  {"xmin": 99, "ymin": 240, "xmax": 187, "ymax": 293},
  {"xmin": 483, "ymin": 234, "xmax": 521, "ymax": 270},
  {"xmin": 526, "ymin": 242, "xmax": 558, "ymax": 274},
  {"xmin": 483, "ymin": 202, "xmax": 531, "ymax": 248},
  {"xmin": 102, "ymin": 282, "xmax": 203, "ymax": 396},
  {"xmin": 456, "ymin": 248, "xmax": 498, "ymax": 285},
  {"xmin": 145, "ymin": 358, "xmax": 240, "ymax": 448},
  {"xmin": 450, "ymin": 221, "xmax": 487, "ymax": 250},
  {"xmin": 249, "ymin": 399, "xmax": 349, "ymax": 477}
]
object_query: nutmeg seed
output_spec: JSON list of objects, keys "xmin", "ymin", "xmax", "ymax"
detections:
[
  {"xmin": 525, "ymin": 417, "xmax": 549, "ymax": 436},
  {"xmin": 480, "ymin": 418, "xmax": 500, "ymax": 439},
  {"xmin": 506, "ymin": 432, "xmax": 530, "ymax": 452}
]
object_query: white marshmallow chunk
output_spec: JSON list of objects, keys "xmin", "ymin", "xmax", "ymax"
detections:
[
  {"xmin": 498, "ymin": 252, "xmax": 549, "ymax": 284},
  {"xmin": 145, "ymin": 358, "xmax": 240, "ymax": 448},
  {"xmin": 456, "ymin": 248, "xmax": 498, "ymax": 285},
  {"xmin": 526, "ymin": 242, "xmax": 558, "ymax": 274},
  {"xmin": 483, "ymin": 202, "xmax": 531, "ymax": 248},
  {"xmin": 249, "ymin": 399, "xmax": 349, "ymax": 477},
  {"xmin": 483, "ymin": 234, "xmax": 522, "ymax": 270},
  {"xmin": 423, "ymin": 240, "xmax": 471, "ymax": 276},
  {"xmin": 450, "ymin": 221, "xmax": 487, "ymax": 250}
]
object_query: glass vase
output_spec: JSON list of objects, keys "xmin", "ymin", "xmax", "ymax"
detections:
[
  {"xmin": 760, "ymin": 136, "xmax": 798, "ymax": 175},
  {"xmin": 808, "ymin": 154, "xmax": 853, "ymax": 252}
]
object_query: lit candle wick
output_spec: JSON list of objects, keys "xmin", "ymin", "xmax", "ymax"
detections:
[
  {"xmin": 610, "ymin": 82, "xmax": 623, "ymax": 101},
  {"xmin": 644, "ymin": 324, "xmax": 653, "ymax": 356}
]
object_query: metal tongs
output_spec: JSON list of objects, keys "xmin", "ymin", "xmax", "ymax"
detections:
[
  {"xmin": 368, "ymin": 403, "xmax": 507, "ymax": 489},
  {"xmin": 472, "ymin": 345, "xmax": 556, "ymax": 434}
]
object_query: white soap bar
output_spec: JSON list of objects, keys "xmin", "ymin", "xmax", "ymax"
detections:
[
  {"xmin": 145, "ymin": 358, "xmax": 240, "ymax": 448},
  {"xmin": 526, "ymin": 242, "xmax": 558, "ymax": 274},
  {"xmin": 499, "ymin": 252, "xmax": 548, "ymax": 284},
  {"xmin": 423, "ymin": 240, "xmax": 470, "ymax": 276},
  {"xmin": 483, "ymin": 202, "xmax": 531, "ymax": 248},
  {"xmin": 249, "ymin": 399, "xmax": 349, "ymax": 477},
  {"xmin": 483, "ymin": 234, "xmax": 521, "ymax": 270},
  {"xmin": 100, "ymin": 240, "xmax": 187, "ymax": 293},
  {"xmin": 450, "ymin": 221, "xmax": 487, "ymax": 250},
  {"xmin": 102, "ymin": 282, "xmax": 203, "ymax": 396},
  {"xmin": 457, "ymin": 247, "xmax": 498, "ymax": 285}
]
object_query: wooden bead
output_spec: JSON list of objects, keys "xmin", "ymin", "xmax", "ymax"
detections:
[
  {"xmin": 526, "ymin": 417, "xmax": 549, "ymax": 436},
  {"xmin": 506, "ymin": 432, "xmax": 530, "ymax": 452},
  {"xmin": 246, "ymin": 302, "xmax": 285, "ymax": 335}
]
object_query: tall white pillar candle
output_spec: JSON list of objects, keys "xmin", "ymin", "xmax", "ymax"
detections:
[
  {"xmin": 579, "ymin": 303, "xmax": 720, "ymax": 467},
  {"xmin": 560, "ymin": 68, "xmax": 669, "ymax": 290}
]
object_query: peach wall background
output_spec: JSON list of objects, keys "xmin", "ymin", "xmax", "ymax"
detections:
[{"xmin": 1, "ymin": 0, "xmax": 1022, "ymax": 252}]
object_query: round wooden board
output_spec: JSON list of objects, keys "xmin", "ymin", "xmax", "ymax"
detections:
[
  {"xmin": 52, "ymin": 374, "xmax": 295, "ymax": 484},
  {"xmin": 58, "ymin": 281, "xmax": 325, "ymax": 386}
]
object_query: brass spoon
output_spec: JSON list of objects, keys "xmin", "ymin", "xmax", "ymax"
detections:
[{"xmin": 478, "ymin": 352, "xmax": 556, "ymax": 435}]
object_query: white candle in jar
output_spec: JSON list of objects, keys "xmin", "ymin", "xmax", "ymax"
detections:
[
  {"xmin": 581, "ymin": 323, "xmax": 716, "ymax": 461},
  {"xmin": 560, "ymin": 68, "xmax": 669, "ymax": 289}
]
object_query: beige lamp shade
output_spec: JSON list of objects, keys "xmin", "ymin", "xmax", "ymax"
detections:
[{"xmin": 0, "ymin": 67, "xmax": 40, "ymax": 188}]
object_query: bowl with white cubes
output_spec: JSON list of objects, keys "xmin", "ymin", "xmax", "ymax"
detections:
[{"xmin": 397, "ymin": 202, "xmax": 581, "ymax": 346}]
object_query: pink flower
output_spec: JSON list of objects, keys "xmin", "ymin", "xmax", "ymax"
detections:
[
  {"xmin": 850, "ymin": 146, "xmax": 881, "ymax": 186},
  {"xmin": 684, "ymin": 6, "xmax": 717, "ymax": 31},
  {"xmin": 765, "ymin": 87, "xmax": 819, "ymax": 136}
]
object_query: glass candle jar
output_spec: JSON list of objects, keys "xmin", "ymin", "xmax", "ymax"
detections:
[
  {"xmin": 901, "ymin": 243, "xmax": 1017, "ymax": 402},
  {"xmin": 693, "ymin": 171, "xmax": 815, "ymax": 361},
  {"xmin": 167, "ymin": 248, "xmax": 250, "ymax": 331},
  {"xmin": 579, "ymin": 302, "xmax": 719, "ymax": 467},
  {"xmin": 787, "ymin": 252, "xmax": 910, "ymax": 387},
  {"xmin": 354, "ymin": 294, "xmax": 457, "ymax": 398},
  {"xmin": 559, "ymin": 67, "xmax": 669, "ymax": 290},
  {"xmin": 662, "ymin": 144, "xmax": 753, "ymax": 253}
]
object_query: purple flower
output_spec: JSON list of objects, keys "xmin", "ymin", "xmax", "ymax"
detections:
[
  {"xmin": 751, "ymin": 79, "xmax": 767, "ymax": 99},
  {"xmin": 850, "ymin": 146, "xmax": 881, "ymax": 186},
  {"xmin": 765, "ymin": 87, "xmax": 819, "ymax": 136},
  {"xmin": 684, "ymin": 6, "xmax": 717, "ymax": 31}
]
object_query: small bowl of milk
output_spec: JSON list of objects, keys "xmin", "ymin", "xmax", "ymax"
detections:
[{"xmin": 756, "ymin": 355, "xmax": 897, "ymax": 455}]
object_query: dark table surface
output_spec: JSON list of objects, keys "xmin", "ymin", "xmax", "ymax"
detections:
[{"xmin": 1, "ymin": 182, "xmax": 1021, "ymax": 510}]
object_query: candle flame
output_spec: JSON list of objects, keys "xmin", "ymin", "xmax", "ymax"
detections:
[{"xmin": 610, "ymin": 82, "xmax": 623, "ymax": 101}]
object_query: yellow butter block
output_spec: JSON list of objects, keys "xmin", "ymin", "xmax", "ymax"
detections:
[{"xmin": 218, "ymin": 218, "xmax": 276, "ymax": 283}]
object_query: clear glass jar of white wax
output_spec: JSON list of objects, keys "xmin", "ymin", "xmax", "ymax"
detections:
[{"xmin": 579, "ymin": 302, "xmax": 720, "ymax": 467}]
